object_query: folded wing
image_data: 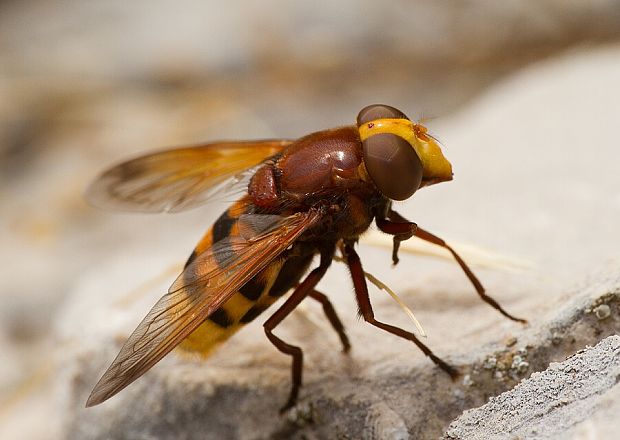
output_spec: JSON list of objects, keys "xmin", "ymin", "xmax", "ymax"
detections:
[
  {"xmin": 85, "ymin": 140, "xmax": 292, "ymax": 213},
  {"xmin": 86, "ymin": 209, "xmax": 322, "ymax": 407}
]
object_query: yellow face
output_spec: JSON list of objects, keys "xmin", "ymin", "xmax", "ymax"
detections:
[{"xmin": 358, "ymin": 117, "xmax": 453, "ymax": 187}]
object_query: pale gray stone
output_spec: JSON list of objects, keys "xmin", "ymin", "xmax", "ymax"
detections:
[{"xmin": 443, "ymin": 336, "xmax": 620, "ymax": 440}]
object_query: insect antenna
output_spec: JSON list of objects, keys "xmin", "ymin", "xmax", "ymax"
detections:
[{"xmin": 425, "ymin": 131, "xmax": 444, "ymax": 147}]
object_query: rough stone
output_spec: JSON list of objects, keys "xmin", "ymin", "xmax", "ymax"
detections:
[
  {"xmin": 443, "ymin": 335, "xmax": 620, "ymax": 440},
  {"xmin": 59, "ymin": 263, "xmax": 620, "ymax": 440}
]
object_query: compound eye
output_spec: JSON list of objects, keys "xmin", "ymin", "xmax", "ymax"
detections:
[
  {"xmin": 362, "ymin": 133, "xmax": 423, "ymax": 200},
  {"xmin": 357, "ymin": 104, "xmax": 408, "ymax": 126}
]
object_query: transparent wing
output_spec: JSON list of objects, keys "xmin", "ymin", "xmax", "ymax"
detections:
[
  {"xmin": 86, "ymin": 209, "xmax": 322, "ymax": 407},
  {"xmin": 85, "ymin": 140, "xmax": 292, "ymax": 213}
]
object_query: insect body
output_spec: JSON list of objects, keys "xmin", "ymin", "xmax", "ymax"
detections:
[{"xmin": 85, "ymin": 104, "xmax": 525, "ymax": 411}]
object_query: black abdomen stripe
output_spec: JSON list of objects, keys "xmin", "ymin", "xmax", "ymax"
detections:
[
  {"xmin": 208, "ymin": 307, "xmax": 233, "ymax": 328},
  {"xmin": 239, "ymin": 304, "xmax": 269, "ymax": 323},
  {"xmin": 239, "ymin": 277, "xmax": 264, "ymax": 301},
  {"xmin": 212, "ymin": 210, "xmax": 235, "ymax": 243},
  {"xmin": 269, "ymin": 254, "xmax": 314, "ymax": 297}
]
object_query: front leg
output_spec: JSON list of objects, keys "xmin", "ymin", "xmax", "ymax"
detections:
[
  {"xmin": 375, "ymin": 216, "xmax": 417, "ymax": 265},
  {"xmin": 376, "ymin": 209, "xmax": 527, "ymax": 324}
]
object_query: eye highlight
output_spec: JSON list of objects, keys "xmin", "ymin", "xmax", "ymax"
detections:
[
  {"xmin": 357, "ymin": 104, "xmax": 408, "ymax": 126},
  {"xmin": 362, "ymin": 132, "xmax": 423, "ymax": 201}
]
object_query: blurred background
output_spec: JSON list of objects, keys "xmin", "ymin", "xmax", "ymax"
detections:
[{"xmin": 2, "ymin": 1, "xmax": 620, "ymax": 438}]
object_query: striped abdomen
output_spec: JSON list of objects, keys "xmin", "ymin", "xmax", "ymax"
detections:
[{"xmin": 178, "ymin": 198, "xmax": 313, "ymax": 357}]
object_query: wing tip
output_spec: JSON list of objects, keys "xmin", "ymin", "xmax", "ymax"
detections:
[
  {"xmin": 85, "ymin": 376, "xmax": 126, "ymax": 408},
  {"xmin": 85, "ymin": 387, "xmax": 107, "ymax": 408},
  {"xmin": 84, "ymin": 369, "xmax": 124, "ymax": 408}
]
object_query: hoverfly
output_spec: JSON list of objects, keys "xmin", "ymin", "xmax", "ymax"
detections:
[{"xmin": 85, "ymin": 104, "xmax": 525, "ymax": 412}]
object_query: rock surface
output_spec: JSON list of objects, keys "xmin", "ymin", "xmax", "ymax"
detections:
[
  {"xmin": 60, "ymin": 263, "xmax": 620, "ymax": 440},
  {"xmin": 444, "ymin": 335, "xmax": 620, "ymax": 440}
]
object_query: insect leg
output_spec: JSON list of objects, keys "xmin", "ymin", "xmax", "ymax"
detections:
[
  {"xmin": 343, "ymin": 242, "xmax": 458, "ymax": 379},
  {"xmin": 375, "ymin": 216, "xmax": 417, "ymax": 265},
  {"xmin": 263, "ymin": 249, "xmax": 333, "ymax": 413},
  {"xmin": 308, "ymin": 289, "xmax": 351, "ymax": 353},
  {"xmin": 381, "ymin": 209, "xmax": 527, "ymax": 324},
  {"xmin": 411, "ymin": 225, "xmax": 527, "ymax": 323}
]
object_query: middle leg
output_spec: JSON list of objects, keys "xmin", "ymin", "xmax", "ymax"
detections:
[
  {"xmin": 263, "ymin": 249, "xmax": 333, "ymax": 412},
  {"xmin": 343, "ymin": 242, "xmax": 458, "ymax": 378},
  {"xmin": 308, "ymin": 289, "xmax": 351, "ymax": 353}
]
